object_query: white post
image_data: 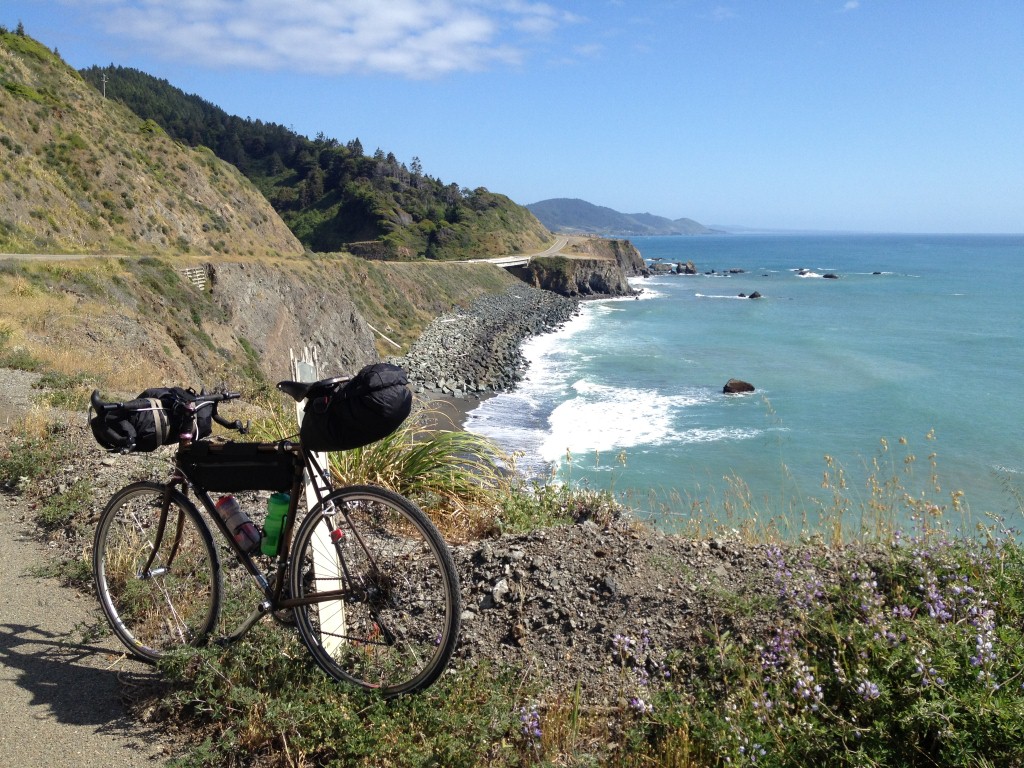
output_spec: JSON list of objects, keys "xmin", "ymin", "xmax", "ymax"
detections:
[{"xmin": 290, "ymin": 348, "xmax": 346, "ymax": 654}]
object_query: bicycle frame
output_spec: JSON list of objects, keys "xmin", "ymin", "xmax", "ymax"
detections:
[{"xmin": 151, "ymin": 442, "xmax": 363, "ymax": 645}]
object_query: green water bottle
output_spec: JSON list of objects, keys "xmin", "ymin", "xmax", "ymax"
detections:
[{"xmin": 261, "ymin": 492, "xmax": 289, "ymax": 556}]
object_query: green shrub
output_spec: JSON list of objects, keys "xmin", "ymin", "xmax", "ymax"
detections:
[
  {"xmin": 498, "ymin": 478, "xmax": 623, "ymax": 533},
  {"xmin": 0, "ymin": 426, "xmax": 67, "ymax": 487},
  {"xmin": 0, "ymin": 324, "xmax": 43, "ymax": 371},
  {"xmin": 33, "ymin": 371, "xmax": 93, "ymax": 410},
  {"xmin": 159, "ymin": 628, "xmax": 528, "ymax": 768},
  {"xmin": 36, "ymin": 478, "xmax": 92, "ymax": 530},
  {"xmin": 2, "ymin": 80, "xmax": 45, "ymax": 103},
  {"xmin": 620, "ymin": 529, "xmax": 1024, "ymax": 767}
]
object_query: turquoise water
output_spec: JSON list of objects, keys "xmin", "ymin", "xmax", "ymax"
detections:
[{"xmin": 465, "ymin": 234, "xmax": 1024, "ymax": 532}]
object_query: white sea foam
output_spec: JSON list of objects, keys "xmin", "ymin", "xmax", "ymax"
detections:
[
  {"xmin": 465, "ymin": 302, "xmax": 601, "ymax": 474},
  {"xmin": 539, "ymin": 380, "xmax": 675, "ymax": 461},
  {"xmin": 695, "ymin": 293, "xmax": 748, "ymax": 300},
  {"xmin": 536, "ymin": 380, "xmax": 718, "ymax": 462},
  {"xmin": 677, "ymin": 427, "xmax": 762, "ymax": 444},
  {"xmin": 627, "ymin": 276, "xmax": 666, "ymax": 299}
]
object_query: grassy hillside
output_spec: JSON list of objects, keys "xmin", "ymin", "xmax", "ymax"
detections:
[
  {"xmin": 0, "ymin": 29, "xmax": 535, "ymax": 402},
  {"xmin": 0, "ymin": 251, "xmax": 519, "ymax": 402},
  {"xmin": 0, "ymin": 32, "xmax": 303, "ymax": 257},
  {"xmin": 79, "ymin": 65, "xmax": 553, "ymax": 260}
]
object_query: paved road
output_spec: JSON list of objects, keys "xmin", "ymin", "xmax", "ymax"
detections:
[
  {"xmin": 0, "ymin": 500, "xmax": 174, "ymax": 767},
  {"xmin": 2, "ymin": 238, "xmax": 574, "ymax": 267},
  {"xmin": 0, "ymin": 253, "xmax": 119, "ymax": 261},
  {"xmin": 0, "ymin": 371, "xmax": 176, "ymax": 767},
  {"xmin": 459, "ymin": 236, "xmax": 570, "ymax": 267}
]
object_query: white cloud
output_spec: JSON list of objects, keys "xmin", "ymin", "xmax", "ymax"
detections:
[
  {"xmin": 841, "ymin": 1, "xmax": 860, "ymax": 12},
  {"xmin": 69, "ymin": 0, "xmax": 575, "ymax": 78}
]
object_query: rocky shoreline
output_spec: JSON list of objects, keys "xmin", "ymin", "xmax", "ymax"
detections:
[{"xmin": 392, "ymin": 283, "xmax": 579, "ymax": 400}]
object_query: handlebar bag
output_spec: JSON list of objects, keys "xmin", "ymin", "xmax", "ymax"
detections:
[
  {"xmin": 139, "ymin": 387, "xmax": 214, "ymax": 442},
  {"xmin": 89, "ymin": 387, "xmax": 213, "ymax": 453},
  {"xmin": 299, "ymin": 363, "xmax": 412, "ymax": 452},
  {"xmin": 90, "ymin": 396, "xmax": 169, "ymax": 452}
]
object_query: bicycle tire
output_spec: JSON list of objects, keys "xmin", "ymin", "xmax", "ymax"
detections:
[
  {"xmin": 289, "ymin": 485, "xmax": 461, "ymax": 696},
  {"xmin": 93, "ymin": 481, "xmax": 222, "ymax": 662}
]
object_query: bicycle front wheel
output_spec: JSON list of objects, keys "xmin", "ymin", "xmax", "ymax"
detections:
[
  {"xmin": 93, "ymin": 481, "xmax": 222, "ymax": 662},
  {"xmin": 290, "ymin": 485, "xmax": 461, "ymax": 696}
]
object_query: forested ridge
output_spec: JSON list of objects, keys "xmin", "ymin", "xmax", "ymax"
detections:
[{"xmin": 79, "ymin": 65, "xmax": 550, "ymax": 260}]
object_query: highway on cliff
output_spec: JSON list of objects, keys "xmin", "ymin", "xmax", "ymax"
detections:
[{"xmin": 459, "ymin": 235, "xmax": 570, "ymax": 268}]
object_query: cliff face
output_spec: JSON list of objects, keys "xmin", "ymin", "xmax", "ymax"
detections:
[
  {"xmin": 0, "ymin": 255, "xmax": 379, "ymax": 396},
  {"xmin": 208, "ymin": 261, "xmax": 379, "ymax": 381},
  {"xmin": 512, "ymin": 238, "xmax": 647, "ymax": 297}
]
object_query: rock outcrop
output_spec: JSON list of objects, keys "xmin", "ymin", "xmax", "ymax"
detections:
[{"xmin": 512, "ymin": 238, "xmax": 646, "ymax": 297}]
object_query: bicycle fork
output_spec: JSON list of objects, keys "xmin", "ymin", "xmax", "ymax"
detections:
[{"xmin": 138, "ymin": 482, "xmax": 185, "ymax": 580}]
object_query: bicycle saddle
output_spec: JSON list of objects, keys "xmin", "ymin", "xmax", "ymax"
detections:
[{"xmin": 276, "ymin": 376, "xmax": 348, "ymax": 402}]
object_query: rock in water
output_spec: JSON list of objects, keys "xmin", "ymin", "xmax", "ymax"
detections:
[{"xmin": 723, "ymin": 379, "xmax": 755, "ymax": 394}]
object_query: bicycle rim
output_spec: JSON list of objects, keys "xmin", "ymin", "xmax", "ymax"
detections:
[
  {"xmin": 93, "ymin": 481, "xmax": 221, "ymax": 662},
  {"xmin": 290, "ymin": 485, "xmax": 461, "ymax": 696}
]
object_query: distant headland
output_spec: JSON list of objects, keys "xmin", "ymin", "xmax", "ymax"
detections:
[{"xmin": 526, "ymin": 198, "xmax": 724, "ymax": 237}]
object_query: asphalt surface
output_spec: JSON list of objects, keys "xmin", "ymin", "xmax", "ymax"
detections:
[
  {"xmin": 0, "ymin": 369, "xmax": 175, "ymax": 767},
  {"xmin": 0, "ymin": 498, "xmax": 177, "ymax": 766}
]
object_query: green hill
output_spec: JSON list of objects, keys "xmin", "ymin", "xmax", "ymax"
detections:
[
  {"xmin": 527, "ymin": 197, "xmax": 719, "ymax": 236},
  {"xmin": 0, "ymin": 31, "xmax": 302, "ymax": 257},
  {"xmin": 79, "ymin": 65, "xmax": 552, "ymax": 260}
]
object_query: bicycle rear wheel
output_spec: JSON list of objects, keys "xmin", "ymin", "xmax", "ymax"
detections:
[
  {"xmin": 93, "ymin": 481, "xmax": 222, "ymax": 661},
  {"xmin": 290, "ymin": 485, "xmax": 461, "ymax": 696}
]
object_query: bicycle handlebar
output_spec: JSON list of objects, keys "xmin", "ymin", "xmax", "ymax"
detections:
[
  {"xmin": 90, "ymin": 389, "xmax": 240, "ymax": 412},
  {"xmin": 90, "ymin": 389, "xmax": 248, "ymax": 434}
]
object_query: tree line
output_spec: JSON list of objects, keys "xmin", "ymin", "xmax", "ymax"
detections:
[{"xmin": 79, "ymin": 65, "xmax": 539, "ymax": 259}]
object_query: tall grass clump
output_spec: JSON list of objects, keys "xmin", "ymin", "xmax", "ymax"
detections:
[
  {"xmin": 328, "ymin": 411, "xmax": 508, "ymax": 540},
  {"xmin": 250, "ymin": 403, "xmax": 509, "ymax": 540},
  {"xmin": 0, "ymin": 417, "xmax": 70, "ymax": 487}
]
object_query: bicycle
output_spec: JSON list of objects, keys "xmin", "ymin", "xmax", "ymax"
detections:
[{"xmin": 89, "ymin": 378, "xmax": 461, "ymax": 696}]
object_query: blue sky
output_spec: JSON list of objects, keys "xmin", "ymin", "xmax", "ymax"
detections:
[{"xmin": 6, "ymin": 1, "xmax": 1023, "ymax": 233}]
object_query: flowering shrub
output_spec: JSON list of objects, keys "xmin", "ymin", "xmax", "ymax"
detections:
[{"xmin": 631, "ymin": 522, "xmax": 1024, "ymax": 766}]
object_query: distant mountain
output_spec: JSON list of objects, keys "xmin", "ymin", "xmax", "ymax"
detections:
[{"xmin": 527, "ymin": 198, "xmax": 721, "ymax": 236}]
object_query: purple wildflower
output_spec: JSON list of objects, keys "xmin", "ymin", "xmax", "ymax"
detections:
[{"xmin": 518, "ymin": 705, "xmax": 542, "ymax": 746}]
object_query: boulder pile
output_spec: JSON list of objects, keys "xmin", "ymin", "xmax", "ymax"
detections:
[{"xmin": 393, "ymin": 285, "xmax": 579, "ymax": 398}]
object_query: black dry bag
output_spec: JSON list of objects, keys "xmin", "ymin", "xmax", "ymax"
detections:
[
  {"xmin": 299, "ymin": 363, "xmax": 412, "ymax": 452},
  {"xmin": 89, "ymin": 387, "xmax": 213, "ymax": 453},
  {"xmin": 89, "ymin": 396, "xmax": 171, "ymax": 452}
]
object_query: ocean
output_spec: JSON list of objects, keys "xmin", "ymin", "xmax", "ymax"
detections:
[{"xmin": 465, "ymin": 234, "xmax": 1024, "ymax": 534}]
